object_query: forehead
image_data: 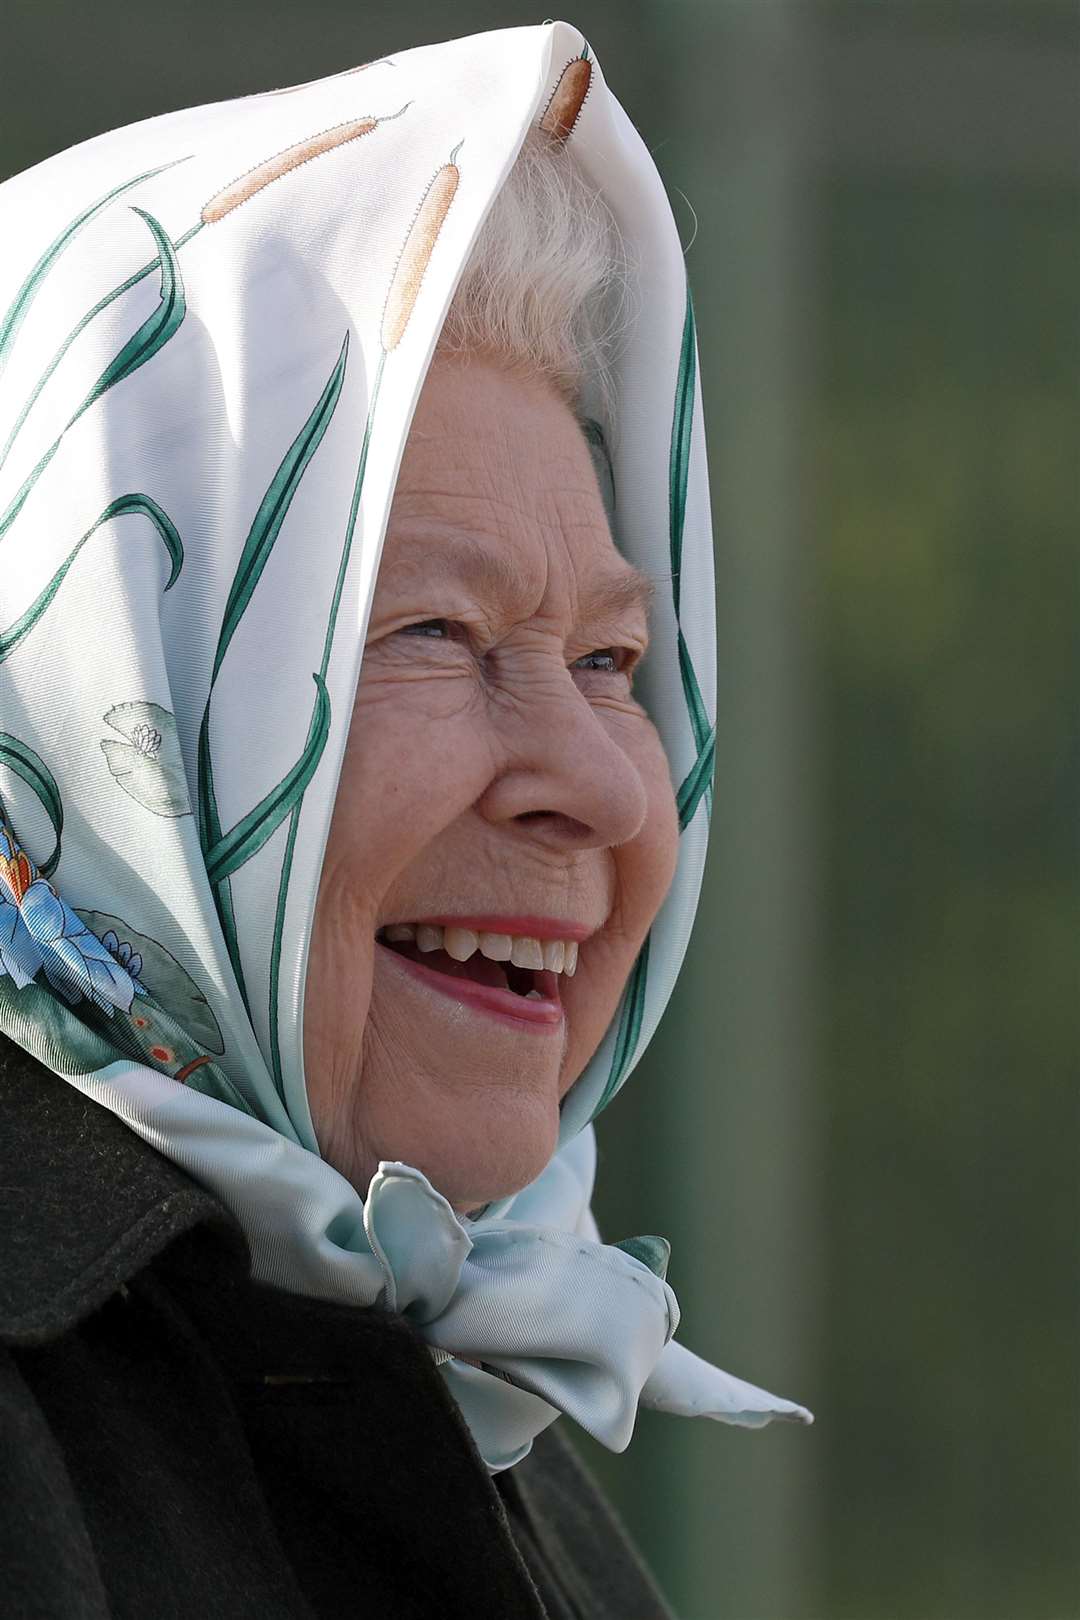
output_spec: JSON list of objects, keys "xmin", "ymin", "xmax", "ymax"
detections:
[{"xmin": 381, "ymin": 354, "xmax": 654, "ymax": 619}]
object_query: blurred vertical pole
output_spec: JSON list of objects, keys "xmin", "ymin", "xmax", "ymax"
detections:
[{"xmin": 660, "ymin": 2, "xmax": 825, "ymax": 1615}]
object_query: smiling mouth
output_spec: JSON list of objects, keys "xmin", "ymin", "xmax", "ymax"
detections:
[{"xmin": 374, "ymin": 926, "xmax": 579, "ymax": 1023}]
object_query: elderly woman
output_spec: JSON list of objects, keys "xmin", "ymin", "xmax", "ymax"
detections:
[{"xmin": 0, "ymin": 21, "xmax": 811, "ymax": 1618}]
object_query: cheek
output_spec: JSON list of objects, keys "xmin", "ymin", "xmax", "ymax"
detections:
[
  {"xmin": 306, "ymin": 674, "xmax": 491, "ymax": 1128},
  {"xmin": 327, "ymin": 669, "xmax": 491, "ymax": 880}
]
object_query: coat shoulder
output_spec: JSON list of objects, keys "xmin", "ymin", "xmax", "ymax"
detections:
[
  {"xmin": 498, "ymin": 1422, "xmax": 677, "ymax": 1619},
  {"xmin": 0, "ymin": 1036, "xmax": 675, "ymax": 1618},
  {"xmin": 0, "ymin": 1035, "xmax": 247, "ymax": 1347}
]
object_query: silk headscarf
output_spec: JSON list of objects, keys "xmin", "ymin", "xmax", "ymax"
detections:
[{"xmin": 0, "ymin": 19, "xmax": 812, "ymax": 1471}]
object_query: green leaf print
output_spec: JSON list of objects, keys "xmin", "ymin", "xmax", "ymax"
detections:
[
  {"xmin": 676, "ymin": 722, "xmax": 716, "ymax": 833},
  {"xmin": 0, "ymin": 493, "xmax": 183, "ymax": 665},
  {"xmin": 202, "ymin": 673, "xmax": 331, "ymax": 887},
  {"xmin": 591, "ymin": 284, "xmax": 715, "ymax": 1126},
  {"xmin": 73, "ymin": 909, "xmax": 225, "ymax": 1055},
  {"xmin": 595, "ymin": 933, "xmax": 651, "ymax": 1119},
  {"xmin": 209, "ymin": 332, "xmax": 349, "ymax": 683},
  {"xmin": 0, "ymin": 160, "xmax": 187, "ymax": 375},
  {"xmin": 0, "ymin": 221, "xmax": 204, "ymax": 479},
  {"xmin": 0, "ymin": 947, "xmax": 252, "ymax": 1115},
  {"xmin": 668, "ymin": 283, "xmax": 696, "ymax": 621},
  {"xmin": 677, "ymin": 627, "xmax": 710, "ymax": 757},
  {"xmin": 668, "ymin": 283, "xmax": 714, "ymax": 824},
  {"xmin": 85, "ymin": 987, "xmax": 254, "ymax": 1115},
  {"xmin": 196, "ymin": 333, "xmax": 349, "ymax": 1012},
  {"xmin": 76, "ymin": 206, "xmax": 186, "ymax": 412},
  {"xmin": 0, "ymin": 975, "xmax": 120, "ymax": 1077},
  {"xmin": 0, "ymin": 735, "xmax": 63, "ymax": 880},
  {"xmin": 0, "ymin": 208, "xmax": 187, "ymax": 542},
  {"xmin": 613, "ymin": 1234, "xmax": 671, "ymax": 1281}
]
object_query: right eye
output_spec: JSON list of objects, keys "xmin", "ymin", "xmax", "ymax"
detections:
[{"xmin": 397, "ymin": 619, "xmax": 454, "ymax": 637}]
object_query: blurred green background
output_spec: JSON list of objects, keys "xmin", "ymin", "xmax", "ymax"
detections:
[{"xmin": 3, "ymin": 2, "xmax": 1076, "ymax": 1616}]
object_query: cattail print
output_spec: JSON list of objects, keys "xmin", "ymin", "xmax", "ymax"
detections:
[
  {"xmin": 539, "ymin": 47, "xmax": 592, "ymax": 141},
  {"xmin": 2, "ymin": 103, "xmax": 413, "ymax": 481},
  {"xmin": 381, "ymin": 140, "xmax": 463, "ymax": 352},
  {"xmin": 201, "ymin": 105, "xmax": 411, "ymax": 224}
]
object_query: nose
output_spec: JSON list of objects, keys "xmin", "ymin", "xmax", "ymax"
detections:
[{"xmin": 474, "ymin": 673, "xmax": 649, "ymax": 852}]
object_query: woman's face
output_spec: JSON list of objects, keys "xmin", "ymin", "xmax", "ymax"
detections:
[{"xmin": 303, "ymin": 351, "xmax": 679, "ymax": 1213}]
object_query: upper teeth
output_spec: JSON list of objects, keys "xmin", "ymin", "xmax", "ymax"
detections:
[{"xmin": 381, "ymin": 922, "xmax": 578, "ymax": 976}]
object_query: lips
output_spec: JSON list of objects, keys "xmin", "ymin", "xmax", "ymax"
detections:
[{"xmin": 375, "ymin": 937, "xmax": 563, "ymax": 1031}]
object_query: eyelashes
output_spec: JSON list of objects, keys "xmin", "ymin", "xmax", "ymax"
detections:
[
  {"xmin": 395, "ymin": 619, "xmax": 639, "ymax": 677},
  {"xmin": 572, "ymin": 649, "xmax": 623, "ymax": 674},
  {"xmin": 397, "ymin": 618, "xmax": 461, "ymax": 639}
]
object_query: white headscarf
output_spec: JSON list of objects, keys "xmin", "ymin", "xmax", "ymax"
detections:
[{"xmin": 0, "ymin": 19, "xmax": 812, "ymax": 1471}]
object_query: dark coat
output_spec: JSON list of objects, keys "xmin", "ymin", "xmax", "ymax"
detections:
[{"xmin": 0, "ymin": 1039, "xmax": 674, "ymax": 1619}]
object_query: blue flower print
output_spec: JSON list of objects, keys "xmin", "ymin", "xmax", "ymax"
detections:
[
  {"xmin": 100, "ymin": 928, "xmax": 144, "ymax": 983},
  {"xmin": 18, "ymin": 879, "xmax": 148, "ymax": 1016},
  {"xmin": 0, "ymin": 887, "xmax": 44, "ymax": 989}
]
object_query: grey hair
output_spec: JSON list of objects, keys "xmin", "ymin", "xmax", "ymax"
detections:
[{"xmin": 434, "ymin": 125, "xmax": 637, "ymax": 430}]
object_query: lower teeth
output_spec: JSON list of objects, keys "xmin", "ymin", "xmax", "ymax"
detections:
[{"xmin": 524, "ymin": 989, "xmax": 544, "ymax": 1001}]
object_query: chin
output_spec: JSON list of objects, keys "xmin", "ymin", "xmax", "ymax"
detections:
[
  {"xmin": 322, "ymin": 1052, "xmax": 566, "ymax": 1215},
  {"xmin": 431, "ymin": 1112, "xmax": 562, "ymax": 1216}
]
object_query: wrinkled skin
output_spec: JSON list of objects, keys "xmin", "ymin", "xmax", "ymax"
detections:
[{"xmin": 303, "ymin": 351, "xmax": 679, "ymax": 1214}]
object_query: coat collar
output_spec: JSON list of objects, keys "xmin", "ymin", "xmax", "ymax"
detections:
[
  {"xmin": 0, "ymin": 1034, "xmax": 248, "ymax": 1347},
  {"xmin": 0, "ymin": 1039, "xmax": 557, "ymax": 1616}
]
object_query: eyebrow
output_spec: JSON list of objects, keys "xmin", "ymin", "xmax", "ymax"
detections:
[
  {"xmin": 580, "ymin": 564, "xmax": 657, "ymax": 625},
  {"xmin": 392, "ymin": 532, "xmax": 656, "ymax": 626}
]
